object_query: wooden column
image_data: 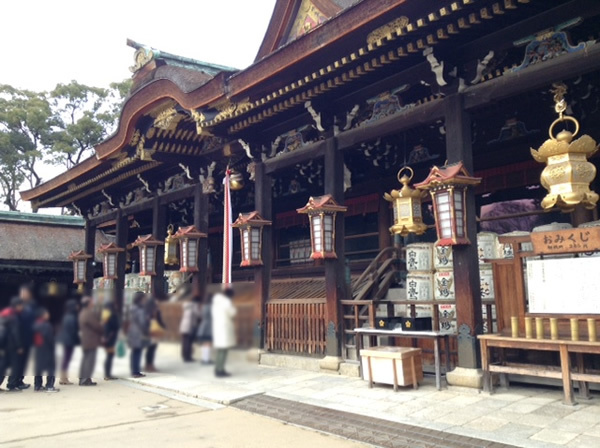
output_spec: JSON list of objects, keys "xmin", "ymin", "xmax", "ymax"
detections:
[
  {"xmin": 324, "ymin": 138, "xmax": 346, "ymax": 357},
  {"xmin": 151, "ymin": 197, "xmax": 167, "ymax": 298},
  {"xmin": 115, "ymin": 211, "xmax": 128, "ymax": 315},
  {"xmin": 444, "ymin": 94, "xmax": 482, "ymax": 369},
  {"xmin": 193, "ymin": 183, "xmax": 209, "ymax": 300},
  {"xmin": 254, "ymin": 162, "xmax": 272, "ymax": 349},
  {"xmin": 378, "ymin": 194, "xmax": 392, "ymax": 250},
  {"xmin": 84, "ymin": 220, "xmax": 96, "ymax": 295}
]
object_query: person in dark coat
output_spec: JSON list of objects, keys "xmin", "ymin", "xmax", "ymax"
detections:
[
  {"xmin": 127, "ymin": 292, "xmax": 149, "ymax": 378},
  {"xmin": 102, "ymin": 302, "xmax": 120, "ymax": 380},
  {"xmin": 17, "ymin": 285, "xmax": 37, "ymax": 389},
  {"xmin": 196, "ymin": 294, "xmax": 213, "ymax": 365},
  {"xmin": 144, "ymin": 297, "xmax": 165, "ymax": 373},
  {"xmin": 33, "ymin": 308, "xmax": 59, "ymax": 392},
  {"xmin": 58, "ymin": 299, "xmax": 80, "ymax": 385},
  {"xmin": 1, "ymin": 298, "xmax": 25, "ymax": 392},
  {"xmin": 0, "ymin": 312, "xmax": 6, "ymax": 389},
  {"xmin": 78, "ymin": 296, "xmax": 103, "ymax": 386}
]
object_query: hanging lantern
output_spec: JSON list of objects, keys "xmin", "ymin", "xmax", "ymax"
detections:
[
  {"xmin": 47, "ymin": 279, "xmax": 59, "ymax": 297},
  {"xmin": 531, "ymin": 83, "xmax": 599, "ymax": 212},
  {"xmin": 133, "ymin": 235, "xmax": 164, "ymax": 276},
  {"xmin": 174, "ymin": 225, "xmax": 207, "ymax": 273},
  {"xmin": 68, "ymin": 250, "xmax": 92, "ymax": 293},
  {"xmin": 164, "ymin": 224, "xmax": 179, "ymax": 265},
  {"xmin": 384, "ymin": 166, "xmax": 428, "ymax": 236},
  {"xmin": 97, "ymin": 243, "xmax": 125, "ymax": 280},
  {"xmin": 232, "ymin": 211, "xmax": 272, "ymax": 267},
  {"xmin": 297, "ymin": 195, "xmax": 347, "ymax": 259},
  {"xmin": 415, "ymin": 162, "xmax": 481, "ymax": 246},
  {"xmin": 229, "ymin": 169, "xmax": 244, "ymax": 191}
]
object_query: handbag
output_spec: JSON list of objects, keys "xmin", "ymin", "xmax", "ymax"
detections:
[
  {"xmin": 116, "ymin": 339, "xmax": 126, "ymax": 358},
  {"xmin": 149, "ymin": 318, "xmax": 165, "ymax": 338}
]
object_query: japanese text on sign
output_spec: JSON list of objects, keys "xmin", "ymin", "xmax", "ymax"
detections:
[{"xmin": 530, "ymin": 227, "xmax": 600, "ymax": 255}]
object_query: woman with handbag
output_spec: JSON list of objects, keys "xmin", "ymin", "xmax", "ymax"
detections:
[
  {"xmin": 127, "ymin": 292, "xmax": 149, "ymax": 378},
  {"xmin": 102, "ymin": 302, "xmax": 120, "ymax": 380},
  {"xmin": 145, "ymin": 297, "xmax": 165, "ymax": 373}
]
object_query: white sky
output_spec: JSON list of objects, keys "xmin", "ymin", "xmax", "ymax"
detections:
[
  {"xmin": 1, "ymin": 0, "xmax": 276, "ymax": 212},
  {"xmin": 1, "ymin": 0, "xmax": 276, "ymax": 91}
]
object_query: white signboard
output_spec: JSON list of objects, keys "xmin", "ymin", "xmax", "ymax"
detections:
[{"xmin": 526, "ymin": 257, "xmax": 600, "ymax": 314}]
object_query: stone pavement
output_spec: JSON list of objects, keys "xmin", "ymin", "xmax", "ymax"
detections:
[{"xmin": 60, "ymin": 343, "xmax": 600, "ymax": 448}]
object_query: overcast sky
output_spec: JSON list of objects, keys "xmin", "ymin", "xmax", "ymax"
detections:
[
  {"xmin": 1, "ymin": 1, "xmax": 277, "ymax": 212},
  {"xmin": 1, "ymin": 0, "xmax": 277, "ymax": 91}
]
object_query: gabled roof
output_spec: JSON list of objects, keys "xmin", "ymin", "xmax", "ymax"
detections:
[
  {"xmin": 255, "ymin": 0, "xmax": 355, "ymax": 61},
  {"xmin": 415, "ymin": 162, "xmax": 482, "ymax": 189}
]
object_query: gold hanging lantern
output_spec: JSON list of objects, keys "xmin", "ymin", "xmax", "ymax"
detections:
[
  {"xmin": 229, "ymin": 169, "xmax": 244, "ymax": 191},
  {"xmin": 164, "ymin": 224, "xmax": 179, "ymax": 265},
  {"xmin": 384, "ymin": 166, "xmax": 428, "ymax": 236},
  {"xmin": 531, "ymin": 83, "xmax": 599, "ymax": 212}
]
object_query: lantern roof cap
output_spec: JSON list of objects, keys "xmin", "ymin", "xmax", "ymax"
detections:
[
  {"xmin": 133, "ymin": 234, "xmax": 165, "ymax": 246},
  {"xmin": 174, "ymin": 225, "xmax": 207, "ymax": 239},
  {"xmin": 68, "ymin": 250, "xmax": 92, "ymax": 260},
  {"xmin": 297, "ymin": 195, "xmax": 347, "ymax": 214},
  {"xmin": 98, "ymin": 242, "xmax": 125, "ymax": 253},
  {"xmin": 233, "ymin": 211, "xmax": 272, "ymax": 227},
  {"xmin": 415, "ymin": 162, "xmax": 481, "ymax": 190}
]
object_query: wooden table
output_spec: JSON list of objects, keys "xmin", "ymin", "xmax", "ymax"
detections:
[
  {"xmin": 354, "ymin": 328, "xmax": 453, "ymax": 390},
  {"xmin": 479, "ymin": 334, "xmax": 600, "ymax": 405}
]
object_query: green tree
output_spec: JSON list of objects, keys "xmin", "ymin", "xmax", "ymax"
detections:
[{"xmin": 0, "ymin": 80, "xmax": 131, "ymax": 211}]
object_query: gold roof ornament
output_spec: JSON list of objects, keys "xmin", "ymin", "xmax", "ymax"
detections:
[{"xmin": 531, "ymin": 83, "xmax": 599, "ymax": 212}]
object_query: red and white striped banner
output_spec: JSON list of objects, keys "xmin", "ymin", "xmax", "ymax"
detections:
[{"xmin": 222, "ymin": 169, "xmax": 232, "ymax": 286}]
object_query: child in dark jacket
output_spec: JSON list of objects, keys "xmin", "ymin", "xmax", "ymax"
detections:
[{"xmin": 33, "ymin": 308, "xmax": 59, "ymax": 392}]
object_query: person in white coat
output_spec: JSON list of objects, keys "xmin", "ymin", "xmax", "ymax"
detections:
[{"xmin": 211, "ymin": 288, "xmax": 236, "ymax": 377}]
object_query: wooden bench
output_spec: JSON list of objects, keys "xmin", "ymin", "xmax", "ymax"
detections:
[{"xmin": 479, "ymin": 334, "xmax": 600, "ymax": 405}]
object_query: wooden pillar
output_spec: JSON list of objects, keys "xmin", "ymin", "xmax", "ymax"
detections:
[
  {"xmin": 151, "ymin": 197, "xmax": 167, "ymax": 298},
  {"xmin": 324, "ymin": 138, "xmax": 346, "ymax": 357},
  {"xmin": 193, "ymin": 183, "xmax": 209, "ymax": 300},
  {"xmin": 571, "ymin": 205, "xmax": 594, "ymax": 227},
  {"xmin": 115, "ymin": 211, "xmax": 128, "ymax": 315},
  {"xmin": 254, "ymin": 162, "xmax": 272, "ymax": 349},
  {"xmin": 378, "ymin": 194, "xmax": 392, "ymax": 250},
  {"xmin": 84, "ymin": 220, "xmax": 96, "ymax": 295},
  {"xmin": 444, "ymin": 94, "xmax": 482, "ymax": 369}
]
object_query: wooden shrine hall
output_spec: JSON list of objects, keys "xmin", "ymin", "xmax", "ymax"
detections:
[{"xmin": 21, "ymin": 0, "xmax": 600, "ymax": 379}]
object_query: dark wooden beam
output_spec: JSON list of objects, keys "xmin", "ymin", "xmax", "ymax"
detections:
[
  {"xmin": 336, "ymin": 99, "xmax": 445, "ymax": 150},
  {"xmin": 264, "ymin": 140, "xmax": 327, "ymax": 174},
  {"xmin": 254, "ymin": 162, "xmax": 273, "ymax": 349},
  {"xmin": 324, "ymin": 138, "xmax": 346, "ymax": 359},
  {"xmin": 115, "ymin": 211, "xmax": 128, "ymax": 316},
  {"xmin": 193, "ymin": 183, "xmax": 209, "ymax": 301},
  {"xmin": 151, "ymin": 197, "xmax": 167, "ymax": 298},
  {"xmin": 445, "ymin": 94, "xmax": 482, "ymax": 370},
  {"xmin": 464, "ymin": 43, "xmax": 600, "ymax": 110},
  {"xmin": 84, "ymin": 220, "xmax": 96, "ymax": 295}
]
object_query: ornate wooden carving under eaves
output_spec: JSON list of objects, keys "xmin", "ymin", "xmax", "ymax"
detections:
[
  {"xmin": 367, "ymin": 16, "xmax": 409, "ymax": 45},
  {"xmin": 154, "ymin": 107, "xmax": 182, "ymax": 131},
  {"xmin": 512, "ymin": 19, "xmax": 585, "ymax": 73},
  {"xmin": 189, "ymin": 109, "xmax": 206, "ymax": 134}
]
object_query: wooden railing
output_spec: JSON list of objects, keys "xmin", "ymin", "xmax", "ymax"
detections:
[{"xmin": 266, "ymin": 299, "xmax": 327, "ymax": 355}]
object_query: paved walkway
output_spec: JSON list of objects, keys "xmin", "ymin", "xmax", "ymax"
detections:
[{"xmin": 57, "ymin": 343, "xmax": 600, "ymax": 448}]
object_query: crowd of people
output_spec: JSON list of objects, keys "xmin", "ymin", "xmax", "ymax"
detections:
[{"xmin": 0, "ymin": 284, "xmax": 237, "ymax": 393}]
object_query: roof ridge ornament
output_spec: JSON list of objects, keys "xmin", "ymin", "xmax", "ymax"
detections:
[{"xmin": 127, "ymin": 39, "xmax": 155, "ymax": 74}]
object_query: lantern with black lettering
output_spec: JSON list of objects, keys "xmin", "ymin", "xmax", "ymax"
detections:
[
  {"xmin": 174, "ymin": 225, "xmax": 207, "ymax": 273},
  {"xmin": 415, "ymin": 162, "xmax": 481, "ymax": 246},
  {"xmin": 297, "ymin": 195, "xmax": 347, "ymax": 259},
  {"xmin": 133, "ymin": 235, "xmax": 164, "ymax": 276},
  {"xmin": 232, "ymin": 211, "xmax": 271, "ymax": 267},
  {"xmin": 98, "ymin": 243, "xmax": 125, "ymax": 280}
]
